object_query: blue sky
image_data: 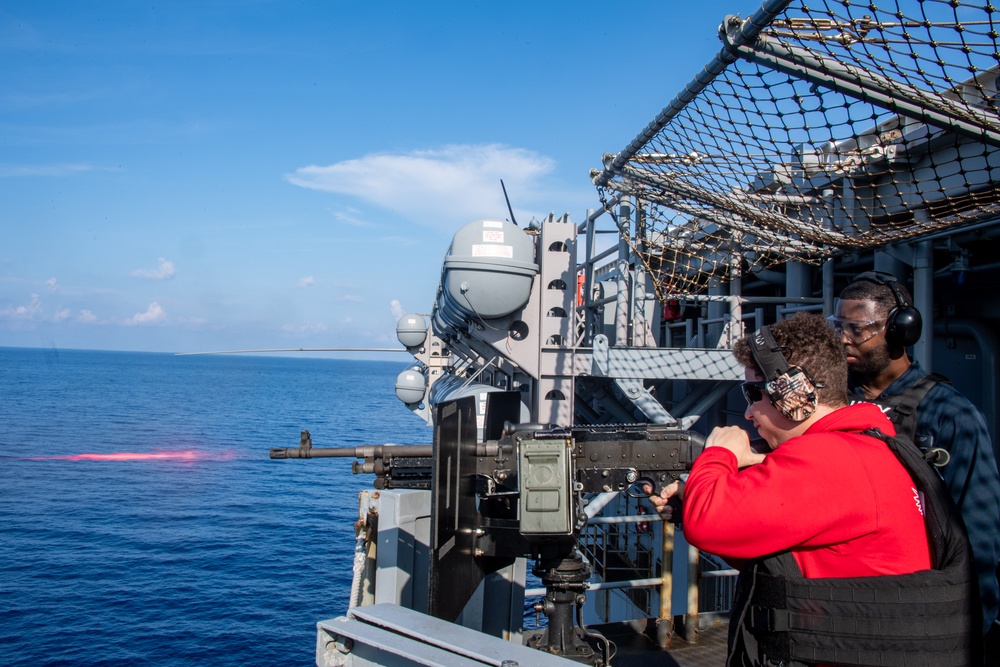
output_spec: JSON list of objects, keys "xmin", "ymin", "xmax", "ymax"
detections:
[{"xmin": 1, "ymin": 1, "xmax": 743, "ymax": 356}]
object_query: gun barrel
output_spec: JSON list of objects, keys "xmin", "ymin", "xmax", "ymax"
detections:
[
  {"xmin": 269, "ymin": 445, "xmax": 434, "ymax": 459},
  {"xmin": 269, "ymin": 447, "xmax": 354, "ymax": 459}
]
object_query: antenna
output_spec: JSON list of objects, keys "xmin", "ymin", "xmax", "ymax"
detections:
[
  {"xmin": 500, "ymin": 179, "xmax": 518, "ymax": 227},
  {"xmin": 175, "ymin": 347, "xmax": 407, "ymax": 356}
]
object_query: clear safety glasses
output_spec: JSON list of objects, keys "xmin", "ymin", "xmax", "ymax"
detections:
[{"xmin": 826, "ymin": 316, "xmax": 885, "ymax": 345}]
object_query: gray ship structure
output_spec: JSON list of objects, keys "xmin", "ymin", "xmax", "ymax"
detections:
[{"xmin": 271, "ymin": 1, "xmax": 1000, "ymax": 664}]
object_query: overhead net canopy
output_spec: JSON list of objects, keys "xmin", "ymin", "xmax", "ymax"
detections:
[{"xmin": 593, "ymin": 0, "xmax": 1000, "ymax": 298}]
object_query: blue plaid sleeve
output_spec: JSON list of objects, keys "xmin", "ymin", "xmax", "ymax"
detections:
[{"xmin": 918, "ymin": 382, "xmax": 1000, "ymax": 632}]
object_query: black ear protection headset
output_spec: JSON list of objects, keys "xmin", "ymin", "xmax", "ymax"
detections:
[
  {"xmin": 850, "ymin": 271, "xmax": 922, "ymax": 348},
  {"xmin": 748, "ymin": 325, "xmax": 819, "ymax": 421}
]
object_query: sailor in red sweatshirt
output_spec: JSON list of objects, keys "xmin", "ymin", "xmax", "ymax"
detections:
[
  {"xmin": 648, "ymin": 313, "xmax": 978, "ymax": 665},
  {"xmin": 682, "ymin": 402, "xmax": 930, "ymax": 577}
]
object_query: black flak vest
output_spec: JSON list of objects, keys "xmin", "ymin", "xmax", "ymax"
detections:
[
  {"xmin": 726, "ymin": 429, "xmax": 981, "ymax": 667},
  {"xmin": 869, "ymin": 372, "xmax": 950, "ymax": 451}
]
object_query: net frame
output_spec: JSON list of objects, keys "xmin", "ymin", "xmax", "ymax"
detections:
[{"xmin": 593, "ymin": 0, "xmax": 1000, "ymax": 299}]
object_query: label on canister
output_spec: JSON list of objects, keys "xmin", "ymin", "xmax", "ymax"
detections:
[{"xmin": 471, "ymin": 244, "xmax": 513, "ymax": 258}]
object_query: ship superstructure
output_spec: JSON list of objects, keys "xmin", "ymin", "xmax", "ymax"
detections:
[{"xmin": 273, "ymin": 1, "xmax": 1000, "ymax": 664}]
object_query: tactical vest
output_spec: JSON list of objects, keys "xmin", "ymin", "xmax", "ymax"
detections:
[
  {"xmin": 726, "ymin": 429, "xmax": 981, "ymax": 667},
  {"xmin": 870, "ymin": 372, "xmax": 950, "ymax": 450}
]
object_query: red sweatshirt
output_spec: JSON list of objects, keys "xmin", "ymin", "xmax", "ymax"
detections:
[{"xmin": 682, "ymin": 402, "xmax": 932, "ymax": 577}]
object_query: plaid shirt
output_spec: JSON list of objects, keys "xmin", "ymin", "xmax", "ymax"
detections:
[{"xmin": 855, "ymin": 359, "xmax": 1000, "ymax": 631}]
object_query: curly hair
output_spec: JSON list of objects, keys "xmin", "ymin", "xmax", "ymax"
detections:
[
  {"xmin": 837, "ymin": 273, "xmax": 913, "ymax": 319},
  {"xmin": 733, "ymin": 312, "xmax": 848, "ymax": 408}
]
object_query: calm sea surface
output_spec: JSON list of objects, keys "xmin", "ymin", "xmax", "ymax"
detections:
[{"xmin": 0, "ymin": 347, "xmax": 431, "ymax": 666}]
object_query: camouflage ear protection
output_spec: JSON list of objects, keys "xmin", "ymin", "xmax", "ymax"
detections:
[
  {"xmin": 851, "ymin": 271, "xmax": 922, "ymax": 348},
  {"xmin": 748, "ymin": 325, "xmax": 819, "ymax": 421}
]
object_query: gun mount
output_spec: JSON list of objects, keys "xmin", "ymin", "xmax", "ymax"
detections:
[{"xmin": 272, "ymin": 397, "xmax": 704, "ymax": 666}]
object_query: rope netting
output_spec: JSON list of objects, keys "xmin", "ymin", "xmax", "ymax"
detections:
[{"xmin": 594, "ymin": 0, "xmax": 1000, "ymax": 298}]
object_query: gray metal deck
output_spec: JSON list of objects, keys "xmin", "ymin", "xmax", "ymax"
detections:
[{"xmin": 317, "ymin": 604, "xmax": 730, "ymax": 667}]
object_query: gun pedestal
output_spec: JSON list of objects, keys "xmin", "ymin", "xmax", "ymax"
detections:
[{"xmin": 526, "ymin": 550, "xmax": 604, "ymax": 666}]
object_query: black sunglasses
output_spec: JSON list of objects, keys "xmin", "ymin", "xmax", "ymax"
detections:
[{"xmin": 741, "ymin": 381, "xmax": 769, "ymax": 406}]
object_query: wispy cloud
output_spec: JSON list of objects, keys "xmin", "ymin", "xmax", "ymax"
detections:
[
  {"xmin": 0, "ymin": 293, "xmax": 75, "ymax": 327},
  {"xmin": 298, "ymin": 276, "xmax": 315, "ymax": 287},
  {"xmin": 131, "ymin": 257, "xmax": 176, "ymax": 280},
  {"xmin": 3, "ymin": 89, "xmax": 104, "ymax": 109},
  {"xmin": 331, "ymin": 208, "xmax": 371, "ymax": 227},
  {"xmin": 0, "ymin": 293, "xmax": 43, "ymax": 323},
  {"xmin": 390, "ymin": 299, "xmax": 405, "ymax": 320},
  {"xmin": 46, "ymin": 277, "xmax": 58, "ymax": 291},
  {"xmin": 123, "ymin": 302, "xmax": 166, "ymax": 326},
  {"xmin": 178, "ymin": 316, "xmax": 210, "ymax": 328},
  {"xmin": 286, "ymin": 144, "xmax": 555, "ymax": 230},
  {"xmin": 1, "ymin": 295, "xmax": 111, "ymax": 327},
  {"xmin": 380, "ymin": 235, "xmax": 421, "ymax": 246},
  {"xmin": 280, "ymin": 322, "xmax": 328, "ymax": 335},
  {"xmin": 337, "ymin": 294, "xmax": 362, "ymax": 303},
  {"xmin": 0, "ymin": 163, "xmax": 100, "ymax": 178}
]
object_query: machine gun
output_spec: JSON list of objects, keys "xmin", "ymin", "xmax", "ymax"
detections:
[
  {"xmin": 270, "ymin": 418, "xmax": 702, "ymax": 499},
  {"xmin": 270, "ymin": 395, "xmax": 705, "ymax": 666}
]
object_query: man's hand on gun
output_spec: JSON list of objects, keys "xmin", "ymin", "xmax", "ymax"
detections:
[
  {"xmin": 645, "ymin": 479, "xmax": 684, "ymax": 523},
  {"xmin": 704, "ymin": 425, "xmax": 767, "ymax": 468},
  {"xmin": 645, "ymin": 425, "xmax": 767, "ymax": 522}
]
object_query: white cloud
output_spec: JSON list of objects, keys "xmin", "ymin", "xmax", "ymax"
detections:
[
  {"xmin": 390, "ymin": 299, "xmax": 405, "ymax": 319},
  {"xmin": 0, "ymin": 293, "xmax": 43, "ymax": 323},
  {"xmin": 0, "ymin": 293, "xmax": 77, "ymax": 328},
  {"xmin": 123, "ymin": 302, "xmax": 166, "ymax": 326},
  {"xmin": 46, "ymin": 277, "xmax": 58, "ymax": 291},
  {"xmin": 131, "ymin": 257, "xmax": 176, "ymax": 280},
  {"xmin": 78, "ymin": 310, "xmax": 98, "ymax": 323},
  {"xmin": 286, "ymin": 144, "xmax": 555, "ymax": 230},
  {"xmin": 337, "ymin": 294, "xmax": 362, "ymax": 303},
  {"xmin": 298, "ymin": 276, "xmax": 316, "ymax": 287}
]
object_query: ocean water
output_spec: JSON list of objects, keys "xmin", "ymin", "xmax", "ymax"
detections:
[{"xmin": 0, "ymin": 347, "xmax": 431, "ymax": 666}]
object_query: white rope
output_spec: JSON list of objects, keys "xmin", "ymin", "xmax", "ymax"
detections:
[{"xmin": 348, "ymin": 522, "xmax": 367, "ymax": 609}]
